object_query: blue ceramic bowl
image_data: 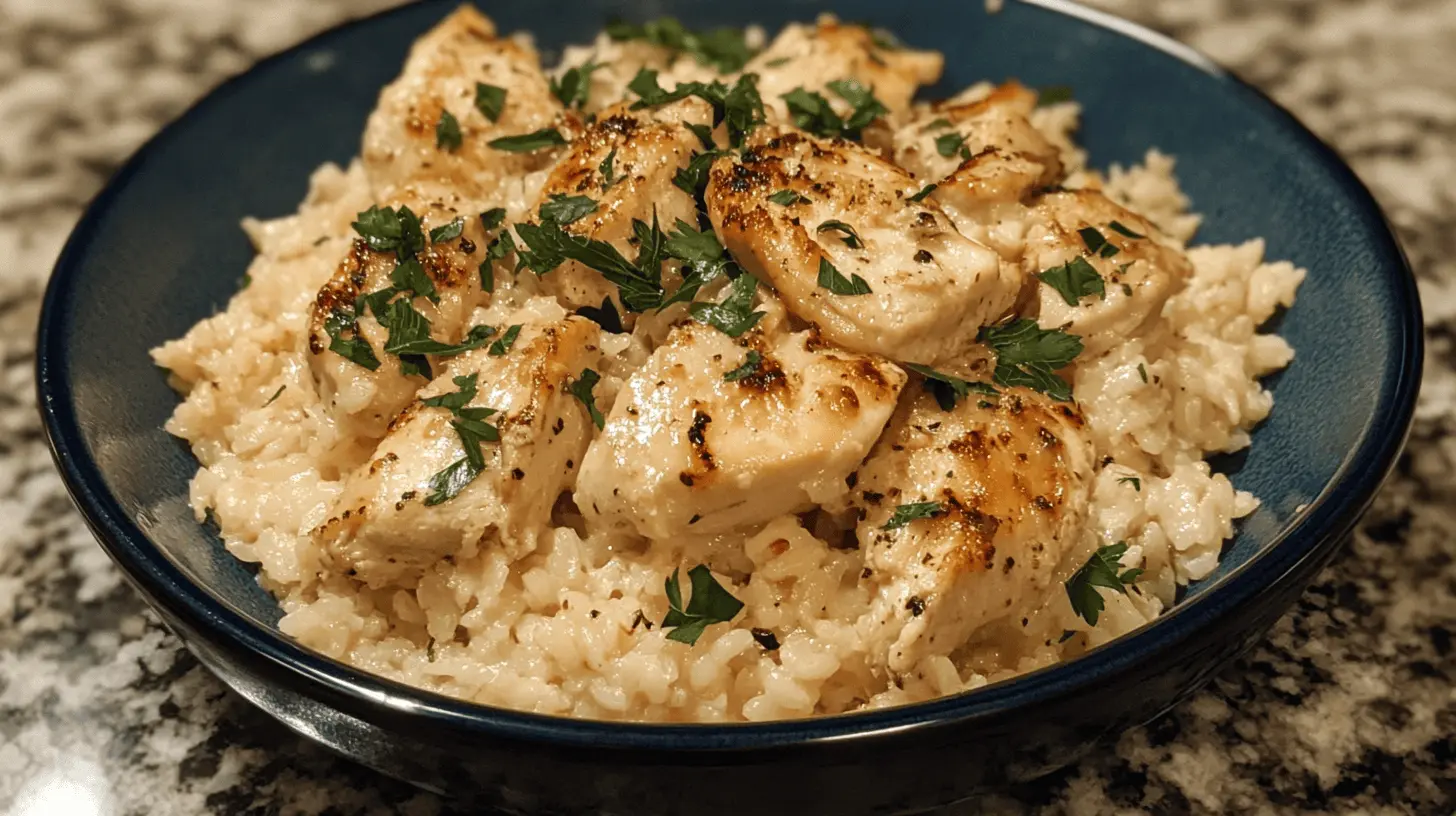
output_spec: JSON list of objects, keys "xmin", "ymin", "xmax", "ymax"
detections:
[{"xmin": 37, "ymin": 1, "xmax": 1420, "ymax": 812}]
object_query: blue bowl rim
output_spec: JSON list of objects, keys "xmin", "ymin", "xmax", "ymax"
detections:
[{"xmin": 36, "ymin": 0, "xmax": 1422, "ymax": 752}]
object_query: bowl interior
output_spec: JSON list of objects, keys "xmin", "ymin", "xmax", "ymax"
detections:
[{"xmin": 42, "ymin": 1, "xmax": 1416, "ymax": 685}]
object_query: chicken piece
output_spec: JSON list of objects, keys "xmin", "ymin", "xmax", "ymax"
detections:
[
  {"xmin": 315, "ymin": 302, "xmax": 602, "ymax": 589},
  {"xmin": 361, "ymin": 6, "xmax": 571, "ymax": 213},
  {"xmin": 852, "ymin": 385, "xmax": 1095, "ymax": 674},
  {"xmin": 575, "ymin": 321, "xmax": 906, "ymax": 540},
  {"xmin": 1026, "ymin": 191, "xmax": 1194, "ymax": 356},
  {"xmin": 886, "ymin": 82, "xmax": 1064, "ymax": 261},
  {"xmin": 748, "ymin": 18, "xmax": 943, "ymax": 125},
  {"xmin": 308, "ymin": 202, "xmax": 500, "ymax": 441},
  {"xmin": 705, "ymin": 125, "xmax": 1018, "ymax": 365},
  {"xmin": 553, "ymin": 37, "xmax": 727, "ymax": 116}
]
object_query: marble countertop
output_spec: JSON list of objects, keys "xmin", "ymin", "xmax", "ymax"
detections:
[{"xmin": 2, "ymin": 0, "xmax": 1453, "ymax": 813}]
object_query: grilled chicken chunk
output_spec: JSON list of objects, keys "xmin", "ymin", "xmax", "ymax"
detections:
[
  {"xmin": 524, "ymin": 97, "xmax": 715, "ymax": 314},
  {"xmin": 316, "ymin": 302, "xmax": 602, "ymax": 589},
  {"xmin": 361, "ymin": 6, "xmax": 571, "ymax": 213},
  {"xmin": 705, "ymin": 125, "xmax": 1018, "ymax": 365},
  {"xmin": 575, "ymin": 321, "xmax": 906, "ymax": 540},
  {"xmin": 307, "ymin": 203, "xmax": 501, "ymax": 441},
  {"xmin": 747, "ymin": 18, "xmax": 943, "ymax": 125},
  {"xmin": 852, "ymin": 385, "xmax": 1095, "ymax": 674},
  {"xmin": 1027, "ymin": 191, "xmax": 1194, "ymax": 356}
]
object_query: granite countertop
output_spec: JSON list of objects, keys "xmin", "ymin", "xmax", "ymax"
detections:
[{"xmin": 1, "ymin": 0, "xmax": 1452, "ymax": 813}]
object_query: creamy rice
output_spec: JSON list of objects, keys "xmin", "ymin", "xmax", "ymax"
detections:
[{"xmin": 152, "ymin": 21, "xmax": 1302, "ymax": 722}]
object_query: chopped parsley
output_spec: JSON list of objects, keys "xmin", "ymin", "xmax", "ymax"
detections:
[
  {"xmin": 605, "ymin": 17, "xmax": 756, "ymax": 73},
  {"xmin": 767, "ymin": 189, "xmax": 809, "ymax": 206},
  {"xmin": 825, "ymin": 79, "xmax": 889, "ymax": 133},
  {"xmin": 598, "ymin": 148, "xmax": 620, "ymax": 191},
  {"xmin": 569, "ymin": 368, "xmax": 605, "ymax": 429},
  {"xmin": 323, "ymin": 305, "xmax": 380, "ymax": 371},
  {"xmin": 908, "ymin": 183, "xmax": 937, "ymax": 202},
  {"xmin": 816, "ymin": 257, "xmax": 872, "ymax": 296},
  {"xmin": 479, "ymin": 231, "xmax": 515, "ymax": 293},
  {"xmin": 263, "ymin": 385, "xmax": 286, "ymax": 406},
  {"xmin": 689, "ymin": 272, "xmax": 763, "ymax": 337},
  {"xmin": 1118, "ymin": 476, "xmax": 1142, "ymax": 491},
  {"xmin": 480, "ymin": 207, "xmax": 507, "ymax": 231},
  {"xmin": 782, "ymin": 80, "xmax": 888, "ymax": 139},
  {"xmin": 1037, "ymin": 85, "xmax": 1074, "ymax": 107},
  {"xmin": 661, "ymin": 219, "xmax": 734, "ymax": 308},
  {"xmin": 352, "ymin": 205, "xmax": 426, "ymax": 258},
  {"xmin": 1078, "ymin": 226, "xmax": 1120, "ymax": 258},
  {"xmin": 904, "ymin": 363, "xmax": 998, "ymax": 411},
  {"xmin": 922, "ymin": 117, "xmax": 954, "ymax": 132},
  {"xmin": 474, "ymin": 82, "xmax": 506, "ymax": 122},
  {"xmin": 1037, "ymin": 256, "xmax": 1105, "ymax": 306},
  {"xmin": 435, "ymin": 110, "xmax": 462, "ymax": 151},
  {"xmin": 934, "ymin": 131, "xmax": 972, "ymax": 159},
  {"xmin": 686, "ymin": 122, "xmax": 716, "ymax": 149},
  {"xmin": 816, "ymin": 220, "xmax": 864, "ymax": 249},
  {"xmin": 488, "ymin": 323, "xmax": 522, "ymax": 356},
  {"xmin": 630, "ymin": 70, "xmax": 765, "ymax": 149},
  {"xmin": 1108, "ymin": 220, "xmax": 1145, "ymax": 239},
  {"xmin": 425, "ymin": 458, "xmax": 481, "ymax": 506},
  {"xmin": 538, "ymin": 193, "xmax": 598, "ymax": 226},
  {"xmin": 661, "ymin": 565, "xmax": 745, "ymax": 645},
  {"xmin": 883, "ymin": 501, "xmax": 943, "ymax": 530},
  {"xmin": 576, "ymin": 297, "xmax": 624, "ymax": 333},
  {"xmin": 428, "ymin": 217, "xmax": 465, "ymax": 244},
  {"xmin": 422, "ymin": 374, "xmax": 502, "ymax": 506},
  {"xmin": 421, "ymin": 373, "xmax": 480, "ymax": 411},
  {"xmin": 979, "ymin": 319, "xmax": 1083, "ymax": 402},
  {"xmin": 723, "ymin": 350, "xmax": 762, "ymax": 382},
  {"xmin": 379, "ymin": 299, "xmax": 496, "ymax": 361},
  {"xmin": 488, "ymin": 128, "xmax": 568, "ymax": 152},
  {"xmin": 1064, "ymin": 542, "xmax": 1143, "ymax": 626},
  {"xmin": 515, "ymin": 217, "xmax": 665, "ymax": 311},
  {"xmin": 1137, "ymin": 362, "xmax": 1149, "ymax": 383},
  {"xmin": 673, "ymin": 148, "xmax": 727, "ymax": 198},
  {"xmin": 551, "ymin": 60, "xmax": 602, "ymax": 109}
]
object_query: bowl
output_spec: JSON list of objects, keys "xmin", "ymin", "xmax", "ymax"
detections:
[{"xmin": 36, "ymin": 0, "xmax": 1421, "ymax": 812}]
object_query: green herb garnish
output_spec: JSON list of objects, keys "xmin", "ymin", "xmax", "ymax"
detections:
[
  {"xmin": 1108, "ymin": 220, "xmax": 1145, "ymax": 239},
  {"xmin": 767, "ymin": 189, "xmax": 808, "ymax": 206},
  {"xmin": 323, "ymin": 305, "xmax": 380, "ymax": 371},
  {"xmin": 488, "ymin": 324, "xmax": 522, "ymax": 357},
  {"xmin": 352, "ymin": 205, "xmax": 426, "ymax": 258},
  {"xmin": 515, "ymin": 218, "xmax": 665, "ymax": 311},
  {"xmin": 605, "ymin": 17, "xmax": 756, "ymax": 73},
  {"xmin": 429, "ymin": 217, "xmax": 465, "ymax": 244},
  {"xmin": 908, "ymin": 183, "xmax": 937, "ymax": 202},
  {"xmin": 263, "ymin": 385, "xmax": 285, "ymax": 406},
  {"xmin": 922, "ymin": 117, "xmax": 954, "ymax": 131},
  {"xmin": 979, "ymin": 319, "xmax": 1083, "ymax": 402},
  {"xmin": 539, "ymin": 193, "xmax": 598, "ymax": 226},
  {"xmin": 934, "ymin": 131, "xmax": 971, "ymax": 159},
  {"xmin": 816, "ymin": 257, "xmax": 872, "ymax": 296},
  {"xmin": 661, "ymin": 565, "xmax": 745, "ymax": 645},
  {"xmin": 569, "ymin": 368, "xmax": 605, "ymax": 429},
  {"xmin": 825, "ymin": 78, "xmax": 888, "ymax": 133},
  {"xmin": 488, "ymin": 128, "xmax": 568, "ymax": 152},
  {"xmin": 816, "ymin": 220, "xmax": 864, "ymax": 249},
  {"xmin": 551, "ymin": 60, "xmax": 602, "ymax": 109},
  {"xmin": 474, "ymin": 82, "xmax": 506, "ymax": 122},
  {"xmin": 598, "ymin": 148, "xmax": 620, "ymax": 191},
  {"xmin": 478, "ymin": 231, "xmax": 514, "ymax": 293},
  {"xmin": 480, "ymin": 208, "xmax": 507, "ymax": 231},
  {"xmin": 689, "ymin": 272, "xmax": 763, "ymax": 337},
  {"xmin": 1137, "ymin": 362, "xmax": 1149, "ymax": 383},
  {"xmin": 1064, "ymin": 542, "xmax": 1142, "ymax": 626},
  {"xmin": 422, "ymin": 373, "xmax": 502, "ymax": 505},
  {"xmin": 904, "ymin": 363, "xmax": 998, "ymax": 411},
  {"xmin": 723, "ymin": 350, "xmax": 762, "ymax": 382},
  {"xmin": 436, "ymin": 110, "xmax": 463, "ymax": 151},
  {"xmin": 1037, "ymin": 256, "xmax": 1105, "ymax": 306},
  {"xmin": 883, "ymin": 501, "xmax": 943, "ymax": 530},
  {"xmin": 1118, "ymin": 476, "xmax": 1141, "ymax": 491},
  {"xmin": 673, "ymin": 148, "xmax": 727, "ymax": 198},
  {"xmin": 686, "ymin": 122, "xmax": 716, "ymax": 149},
  {"xmin": 576, "ymin": 297, "xmax": 624, "ymax": 333}
]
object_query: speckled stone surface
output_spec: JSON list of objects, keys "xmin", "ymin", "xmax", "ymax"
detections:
[{"xmin": 1, "ymin": 0, "xmax": 1452, "ymax": 813}]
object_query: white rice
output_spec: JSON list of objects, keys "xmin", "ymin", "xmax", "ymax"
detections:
[{"xmin": 152, "ymin": 92, "xmax": 1302, "ymax": 722}]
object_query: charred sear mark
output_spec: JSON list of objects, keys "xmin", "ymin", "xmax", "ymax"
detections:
[
  {"xmin": 735, "ymin": 354, "xmax": 789, "ymax": 394},
  {"xmin": 687, "ymin": 409, "xmax": 715, "ymax": 472},
  {"xmin": 905, "ymin": 596, "xmax": 925, "ymax": 616}
]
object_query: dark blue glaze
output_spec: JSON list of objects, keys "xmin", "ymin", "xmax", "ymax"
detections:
[{"xmin": 36, "ymin": 1, "xmax": 1421, "ymax": 812}]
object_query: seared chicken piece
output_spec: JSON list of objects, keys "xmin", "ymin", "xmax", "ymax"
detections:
[
  {"xmin": 308, "ymin": 202, "xmax": 500, "ymax": 441},
  {"xmin": 1027, "ymin": 191, "xmax": 1194, "ymax": 356},
  {"xmin": 852, "ymin": 385, "xmax": 1095, "ymax": 674},
  {"xmin": 361, "ymin": 6, "xmax": 571, "ymax": 213},
  {"xmin": 705, "ymin": 125, "xmax": 1017, "ymax": 365},
  {"xmin": 316, "ymin": 302, "xmax": 602, "ymax": 588},
  {"xmin": 523, "ymin": 97, "xmax": 715, "ymax": 314},
  {"xmin": 575, "ymin": 321, "xmax": 906, "ymax": 540},
  {"xmin": 747, "ymin": 18, "xmax": 943, "ymax": 125},
  {"xmin": 891, "ymin": 82, "xmax": 1064, "ymax": 259}
]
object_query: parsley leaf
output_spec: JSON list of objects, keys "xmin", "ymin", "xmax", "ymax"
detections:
[
  {"xmin": 436, "ymin": 110, "xmax": 463, "ymax": 151},
  {"xmin": 480, "ymin": 208, "xmax": 507, "ymax": 230},
  {"xmin": 488, "ymin": 128, "xmax": 568, "ymax": 152},
  {"xmin": 421, "ymin": 374, "xmax": 502, "ymax": 505},
  {"xmin": 629, "ymin": 70, "xmax": 763, "ymax": 148},
  {"xmin": 883, "ymin": 501, "xmax": 943, "ymax": 530},
  {"xmin": 904, "ymin": 363, "xmax": 998, "ymax": 411},
  {"xmin": 539, "ymin": 193, "xmax": 598, "ymax": 226},
  {"xmin": 782, "ymin": 87, "xmax": 843, "ymax": 137},
  {"xmin": 1118, "ymin": 476, "xmax": 1142, "ymax": 491},
  {"xmin": 323, "ymin": 305, "xmax": 380, "ymax": 371},
  {"xmin": 661, "ymin": 565, "xmax": 745, "ymax": 645},
  {"xmin": 826, "ymin": 78, "xmax": 889, "ymax": 133},
  {"xmin": 690, "ymin": 272, "xmax": 763, "ymax": 337},
  {"xmin": 352, "ymin": 205, "xmax": 426, "ymax": 258},
  {"xmin": 661, "ymin": 218, "xmax": 734, "ymax": 308},
  {"xmin": 1064, "ymin": 542, "xmax": 1142, "ymax": 626},
  {"xmin": 685, "ymin": 122, "xmax": 716, "ymax": 149},
  {"xmin": 551, "ymin": 60, "xmax": 602, "ymax": 109},
  {"xmin": 816, "ymin": 220, "xmax": 864, "ymax": 249},
  {"xmin": 721, "ymin": 74, "xmax": 766, "ymax": 148},
  {"xmin": 935, "ymin": 131, "xmax": 971, "ymax": 159},
  {"xmin": 515, "ymin": 219, "xmax": 664, "ymax": 311},
  {"xmin": 425, "ymin": 458, "xmax": 481, "ymax": 506},
  {"xmin": 605, "ymin": 17, "xmax": 756, "ymax": 73},
  {"xmin": 474, "ymin": 83, "xmax": 506, "ymax": 122},
  {"xmin": 1078, "ymin": 226, "xmax": 1120, "ymax": 258},
  {"xmin": 488, "ymin": 323, "xmax": 521, "ymax": 356},
  {"xmin": 1137, "ymin": 362, "xmax": 1149, "ymax": 383},
  {"xmin": 576, "ymin": 297, "xmax": 624, "ymax": 333},
  {"xmin": 767, "ymin": 189, "xmax": 808, "ymax": 206},
  {"xmin": 391, "ymin": 257, "xmax": 439, "ymax": 304},
  {"xmin": 263, "ymin": 385, "xmax": 285, "ymax": 406},
  {"xmin": 1037, "ymin": 256, "xmax": 1105, "ymax": 306},
  {"xmin": 569, "ymin": 368, "xmax": 605, "ymax": 429},
  {"xmin": 598, "ymin": 148, "xmax": 620, "ymax": 191},
  {"xmin": 672, "ymin": 149, "xmax": 726, "ymax": 197},
  {"xmin": 479, "ymin": 231, "xmax": 514, "ymax": 293},
  {"xmin": 979, "ymin": 319, "xmax": 1083, "ymax": 402},
  {"xmin": 908, "ymin": 183, "xmax": 937, "ymax": 202},
  {"xmin": 922, "ymin": 117, "xmax": 954, "ymax": 132},
  {"xmin": 816, "ymin": 257, "xmax": 872, "ymax": 296},
  {"xmin": 1108, "ymin": 220, "xmax": 1145, "ymax": 239},
  {"xmin": 723, "ymin": 350, "xmax": 762, "ymax": 382},
  {"xmin": 422, "ymin": 373, "xmax": 480, "ymax": 412},
  {"xmin": 429, "ymin": 217, "xmax": 465, "ymax": 244},
  {"xmin": 1037, "ymin": 85, "xmax": 1074, "ymax": 107}
]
